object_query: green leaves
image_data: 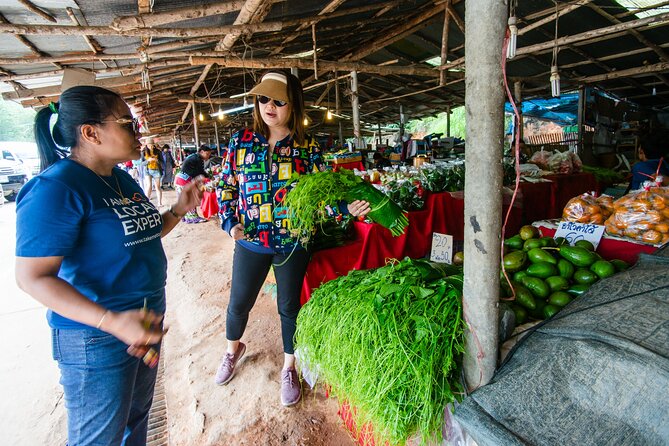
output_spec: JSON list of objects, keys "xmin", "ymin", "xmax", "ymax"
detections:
[{"xmin": 295, "ymin": 258, "xmax": 465, "ymax": 446}]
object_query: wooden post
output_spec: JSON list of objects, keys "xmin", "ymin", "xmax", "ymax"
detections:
[
  {"xmin": 335, "ymin": 70, "xmax": 344, "ymax": 148},
  {"xmin": 214, "ymin": 121, "xmax": 221, "ymax": 156},
  {"xmin": 514, "ymin": 81, "xmax": 523, "ymax": 142},
  {"xmin": 351, "ymin": 70, "xmax": 361, "ymax": 150},
  {"xmin": 312, "ymin": 23, "xmax": 318, "ymax": 80},
  {"xmin": 446, "ymin": 105, "xmax": 451, "ymax": 137},
  {"xmin": 463, "ymin": 0, "xmax": 507, "ymax": 391},
  {"xmin": 192, "ymin": 101, "xmax": 200, "ymax": 148},
  {"xmin": 440, "ymin": 0, "xmax": 451, "ymax": 86},
  {"xmin": 577, "ymin": 86, "xmax": 585, "ymax": 154}
]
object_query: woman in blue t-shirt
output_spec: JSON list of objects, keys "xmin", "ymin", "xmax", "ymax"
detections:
[
  {"xmin": 214, "ymin": 71, "xmax": 370, "ymax": 406},
  {"xmin": 14, "ymin": 86, "xmax": 203, "ymax": 446}
]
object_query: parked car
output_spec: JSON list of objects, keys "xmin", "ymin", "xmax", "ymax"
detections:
[
  {"xmin": 13, "ymin": 144, "xmax": 40, "ymax": 178},
  {"xmin": 0, "ymin": 149, "xmax": 28, "ymax": 201}
]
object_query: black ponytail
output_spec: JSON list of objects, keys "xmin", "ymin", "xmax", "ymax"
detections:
[{"xmin": 33, "ymin": 85, "xmax": 123, "ymax": 171}]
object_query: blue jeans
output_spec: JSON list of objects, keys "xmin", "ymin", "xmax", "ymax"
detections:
[{"xmin": 52, "ymin": 328, "xmax": 160, "ymax": 446}]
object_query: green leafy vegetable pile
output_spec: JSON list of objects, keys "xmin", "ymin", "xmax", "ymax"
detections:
[
  {"xmin": 284, "ymin": 169, "xmax": 408, "ymax": 244},
  {"xmin": 295, "ymin": 258, "xmax": 466, "ymax": 446}
]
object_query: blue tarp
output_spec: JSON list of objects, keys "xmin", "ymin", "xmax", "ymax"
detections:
[{"xmin": 505, "ymin": 93, "xmax": 579, "ymax": 126}]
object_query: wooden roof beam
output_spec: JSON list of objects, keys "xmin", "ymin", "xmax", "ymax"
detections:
[
  {"xmin": 343, "ymin": 3, "xmax": 446, "ymax": 61},
  {"xmin": 189, "ymin": 55, "xmax": 448, "ymax": 78},
  {"xmin": 588, "ymin": 3, "xmax": 669, "ymax": 88},
  {"xmin": 17, "ymin": 0, "xmax": 56, "ymax": 23},
  {"xmin": 578, "ymin": 61, "xmax": 669, "ymax": 83},
  {"xmin": 518, "ymin": 0, "xmax": 594, "ymax": 36},
  {"xmin": 516, "ymin": 11, "xmax": 669, "ymax": 56},
  {"xmin": 615, "ymin": 1, "xmax": 669, "ymax": 19}
]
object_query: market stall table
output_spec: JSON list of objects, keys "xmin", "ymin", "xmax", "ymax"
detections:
[
  {"xmin": 301, "ymin": 191, "xmax": 522, "ymax": 303},
  {"xmin": 535, "ymin": 221, "xmax": 658, "ymax": 264},
  {"xmin": 332, "ymin": 160, "xmax": 365, "ymax": 172}
]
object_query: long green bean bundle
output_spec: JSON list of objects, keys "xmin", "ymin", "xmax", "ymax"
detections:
[
  {"xmin": 283, "ymin": 169, "xmax": 408, "ymax": 244},
  {"xmin": 295, "ymin": 258, "xmax": 466, "ymax": 446}
]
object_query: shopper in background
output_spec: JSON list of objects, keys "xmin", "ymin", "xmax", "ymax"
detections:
[
  {"xmin": 175, "ymin": 144, "xmax": 213, "ymax": 223},
  {"xmin": 15, "ymin": 85, "xmax": 203, "ymax": 446}
]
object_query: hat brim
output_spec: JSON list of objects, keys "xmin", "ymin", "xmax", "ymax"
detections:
[{"xmin": 248, "ymin": 79, "xmax": 289, "ymax": 104}]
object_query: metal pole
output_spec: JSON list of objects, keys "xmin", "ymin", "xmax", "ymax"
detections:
[
  {"xmin": 192, "ymin": 100, "xmax": 200, "ymax": 148},
  {"xmin": 351, "ymin": 70, "xmax": 361, "ymax": 150},
  {"xmin": 577, "ymin": 86, "xmax": 585, "ymax": 154},
  {"xmin": 462, "ymin": 0, "xmax": 507, "ymax": 391}
]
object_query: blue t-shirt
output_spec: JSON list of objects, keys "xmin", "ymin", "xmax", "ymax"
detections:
[
  {"xmin": 15, "ymin": 159, "xmax": 167, "ymax": 329},
  {"xmin": 630, "ymin": 159, "xmax": 669, "ymax": 190}
]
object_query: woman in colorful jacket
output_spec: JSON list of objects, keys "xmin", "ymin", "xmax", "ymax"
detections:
[{"xmin": 215, "ymin": 71, "xmax": 369, "ymax": 406}]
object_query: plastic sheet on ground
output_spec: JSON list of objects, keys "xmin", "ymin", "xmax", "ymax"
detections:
[{"xmin": 453, "ymin": 246, "xmax": 669, "ymax": 446}]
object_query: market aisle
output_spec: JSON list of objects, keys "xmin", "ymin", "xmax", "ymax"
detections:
[
  {"xmin": 0, "ymin": 202, "xmax": 67, "ymax": 445},
  {"xmin": 159, "ymin": 191, "xmax": 354, "ymax": 445}
]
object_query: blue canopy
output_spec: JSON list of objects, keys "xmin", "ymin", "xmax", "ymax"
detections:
[{"xmin": 505, "ymin": 93, "xmax": 579, "ymax": 126}]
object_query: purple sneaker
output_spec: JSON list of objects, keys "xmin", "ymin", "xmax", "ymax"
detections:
[
  {"xmin": 214, "ymin": 343, "xmax": 246, "ymax": 385},
  {"xmin": 280, "ymin": 367, "xmax": 301, "ymax": 407}
]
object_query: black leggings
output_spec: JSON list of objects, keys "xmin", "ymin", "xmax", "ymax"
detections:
[{"xmin": 226, "ymin": 242, "xmax": 310, "ymax": 354}]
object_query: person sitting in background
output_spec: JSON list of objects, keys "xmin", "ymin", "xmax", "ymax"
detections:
[
  {"xmin": 372, "ymin": 152, "xmax": 392, "ymax": 170},
  {"xmin": 628, "ymin": 131, "xmax": 669, "ymax": 191},
  {"xmin": 161, "ymin": 144, "xmax": 175, "ymax": 190}
]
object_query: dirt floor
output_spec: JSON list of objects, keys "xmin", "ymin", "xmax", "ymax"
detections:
[{"xmin": 159, "ymin": 190, "xmax": 355, "ymax": 445}]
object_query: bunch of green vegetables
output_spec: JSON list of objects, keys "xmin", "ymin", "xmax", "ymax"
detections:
[
  {"xmin": 295, "ymin": 258, "xmax": 466, "ymax": 446},
  {"xmin": 283, "ymin": 169, "xmax": 408, "ymax": 244},
  {"xmin": 382, "ymin": 179, "xmax": 426, "ymax": 211},
  {"xmin": 581, "ymin": 165, "xmax": 626, "ymax": 184},
  {"xmin": 417, "ymin": 163, "xmax": 465, "ymax": 192}
]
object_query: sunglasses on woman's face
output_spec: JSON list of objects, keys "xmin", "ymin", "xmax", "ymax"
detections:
[
  {"xmin": 257, "ymin": 95, "xmax": 288, "ymax": 107},
  {"xmin": 102, "ymin": 117, "xmax": 140, "ymax": 134}
]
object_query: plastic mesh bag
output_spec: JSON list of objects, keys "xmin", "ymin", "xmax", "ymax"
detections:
[
  {"xmin": 604, "ymin": 187, "xmax": 669, "ymax": 245},
  {"xmin": 562, "ymin": 193, "xmax": 613, "ymax": 225}
]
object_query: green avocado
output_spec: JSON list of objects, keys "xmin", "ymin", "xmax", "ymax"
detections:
[
  {"xmin": 503, "ymin": 250, "xmax": 528, "ymax": 273},
  {"xmin": 557, "ymin": 259, "xmax": 575, "ymax": 279},
  {"xmin": 523, "ymin": 238, "xmax": 544, "ymax": 251},
  {"xmin": 504, "ymin": 235, "xmax": 524, "ymax": 250},
  {"xmin": 610, "ymin": 259, "xmax": 630, "ymax": 272},
  {"xmin": 574, "ymin": 240, "xmax": 595, "ymax": 251},
  {"xmin": 543, "ymin": 304, "xmax": 561, "ymax": 319},
  {"xmin": 567, "ymin": 284, "xmax": 590, "ymax": 296},
  {"xmin": 526, "ymin": 262, "xmax": 559, "ymax": 279},
  {"xmin": 558, "ymin": 246, "xmax": 598, "ymax": 267},
  {"xmin": 546, "ymin": 275, "xmax": 570, "ymax": 292},
  {"xmin": 527, "ymin": 248, "xmax": 558, "ymax": 265},
  {"xmin": 521, "ymin": 276, "xmax": 551, "ymax": 299},
  {"xmin": 548, "ymin": 291, "xmax": 572, "ymax": 307},
  {"xmin": 590, "ymin": 260, "xmax": 616, "ymax": 279},
  {"xmin": 513, "ymin": 284, "xmax": 537, "ymax": 310},
  {"xmin": 573, "ymin": 268, "xmax": 599, "ymax": 285}
]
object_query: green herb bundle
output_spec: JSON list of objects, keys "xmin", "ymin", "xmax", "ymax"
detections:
[
  {"xmin": 295, "ymin": 258, "xmax": 466, "ymax": 446},
  {"xmin": 283, "ymin": 169, "xmax": 408, "ymax": 244}
]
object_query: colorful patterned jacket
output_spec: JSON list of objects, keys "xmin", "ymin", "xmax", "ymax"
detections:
[{"xmin": 217, "ymin": 128, "xmax": 325, "ymax": 252}]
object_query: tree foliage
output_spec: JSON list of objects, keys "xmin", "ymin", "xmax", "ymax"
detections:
[{"xmin": 0, "ymin": 99, "xmax": 36, "ymax": 142}]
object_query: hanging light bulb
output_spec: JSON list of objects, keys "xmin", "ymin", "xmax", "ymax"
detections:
[
  {"xmin": 507, "ymin": 16, "xmax": 518, "ymax": 59},
  {"xmin": 198, "ymin": 111, "xmax": 204, "ymax": 121},
  {"xmin": 326, "ymin": 109, "xmax": 333, "ymax": 120},
  {"xmin": 550, "ymin": 65, "xmax": 561, "ymax": 97},
  {"xmin": 652, "ymin": 86, "xmax": 657, "ymax": 96},
  {"xmin": 303, "ymin": 116, "xmax": 309, "ymax": 126}
]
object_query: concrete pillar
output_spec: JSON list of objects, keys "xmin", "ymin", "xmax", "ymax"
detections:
[
  {"xmin": 192, "ymin": 101, "xmax": 200, "ymax": 148},
  {"xmin": 463, "ymin": 0, "xmax": 507, "ymax": 391},
  {"xmin": 351, "ymin": 70, "xmax": 361, "ymax": 150}
]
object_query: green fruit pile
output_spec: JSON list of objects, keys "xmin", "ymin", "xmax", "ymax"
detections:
[{"xmin": 501, "ymin": 225, "xmax": 629, "ymax": 324}]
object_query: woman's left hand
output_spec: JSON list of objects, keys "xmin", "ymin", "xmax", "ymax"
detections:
[
  {"xmin": 174, "ymin": 175, "xmax": 205, "ymax": 213},
  {"xmin": 348, "ymin": 200, "xmax": 371, "ymax": 217}
]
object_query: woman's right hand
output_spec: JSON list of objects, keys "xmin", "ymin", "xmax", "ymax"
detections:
[
  {"xmin": 103, "ymin": 309, "xmax": 164, "ymax": 356},
  {"xmin": 230, "ymin": 223, "xmax": 245, "ymax": 241}
]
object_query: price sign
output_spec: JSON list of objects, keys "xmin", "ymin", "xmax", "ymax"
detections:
[
  {"xmin": 430, "ymin": 232, "xmax": 454, "ymax": 264},
  {"xmin": 554, "ymin": 221, "xmax": 605, "ymax": 249}
]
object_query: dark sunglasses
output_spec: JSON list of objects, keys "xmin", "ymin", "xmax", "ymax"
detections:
[
  {"xmin": 102, "ymin": 117, "xmax": 140, "ymax": 134},
  {"xmin": 257, "ymin": 95, "xmax": 288, "ymax": 107}
]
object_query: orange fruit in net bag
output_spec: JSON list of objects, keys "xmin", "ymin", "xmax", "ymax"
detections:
[
  {"xmin": 662, "ymin": 233, "xmax": 669, "ymax": 246},
  {"xmin": 642, "ymin": 229, "xmax": 663, "ymax": 244},
  {"xmin": 655, "ymin": 222, "xmax": 669, "ymax": 234},
  {"xmin": 633, "ymin": 220, "xmax": 654, "ymax": 232},
  {"xmin": 646, "ymin": 210, "xmax": 662, "ymax": 224},
  {"xmin": 650, "ymin": 195, "xmax": 666, "ymax": 210},
  {"xmin": 590, "ymin": 213, "xmax": 605, "ymax": 225},
  {"xmin": 628, "ymin": 199, "xmax": 653, "ymax": 213},
  {"xmin": 662, "ymin": 208, "xmax": 669, "ymax": 219}
]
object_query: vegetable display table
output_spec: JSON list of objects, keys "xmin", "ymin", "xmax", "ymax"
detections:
[
  {"xmin": 536, "ymin": 222, "xmax": 657, "ymax": 264},
  {"xmin": 301, "ymin": 192, "xmax": 522, "ymax": 304},
  {"xmin": 332, "ymin": 160, "xmax": 364, "ymax": 172}
]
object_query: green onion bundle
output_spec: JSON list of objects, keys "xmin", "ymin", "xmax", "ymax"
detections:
[
  {"xmin": 295, "ymin": 258, "xmax": 466, "ymax": 446},
  {"xmin": 283, "ymin": 169, "xmax": 408, "ymax": 244}
]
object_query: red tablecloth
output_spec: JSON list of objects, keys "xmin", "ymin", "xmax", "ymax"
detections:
[
  {"xmin": 333, "ymin": 161, "xmax": 365, "ymax": 172},
  {"xmin": 517, "ymin": 173, "xmax": 598, "ymax": 223},
  {"xmin": 302, "ymin": 192, "xmax": 522, "ymax": 304},
  {"xmin": 200, "ymin": 191, "xmax": 219, "ymax": 219},
  {"xmin": 537, "ymin": 225, "xmax": 657, "ymax": 264},
  {"xmin": 518, "ymin": 181, "xmax": 554, "ymax": 223}
]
